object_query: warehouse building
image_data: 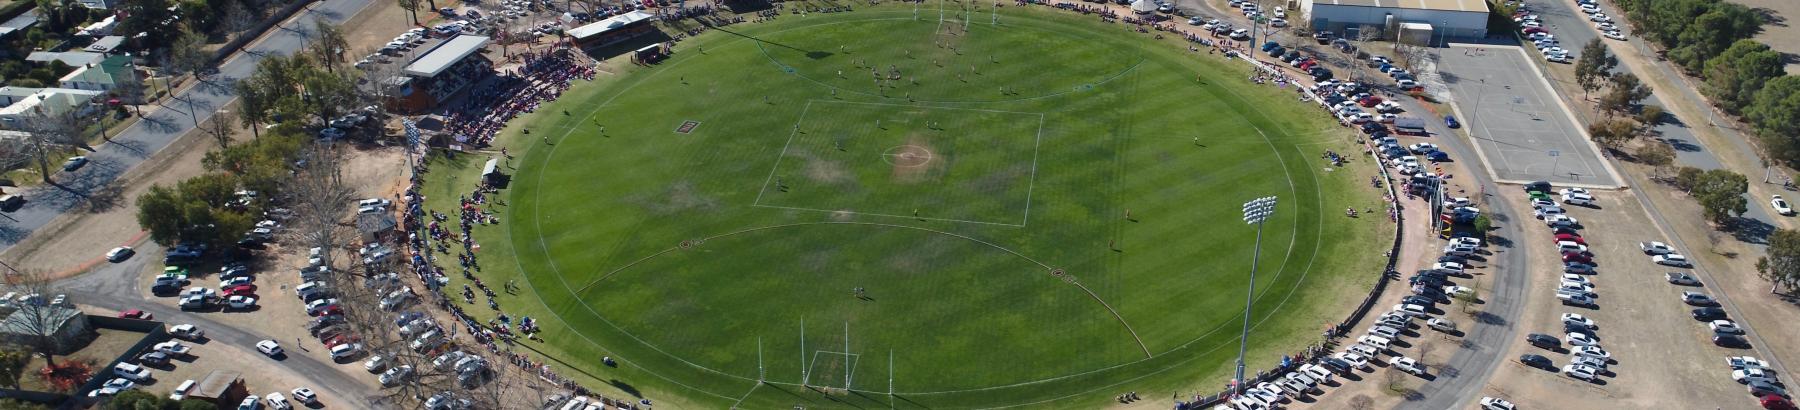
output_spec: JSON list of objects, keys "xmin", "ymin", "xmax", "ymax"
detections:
[{"xmin": 1300, "ymin": 0, "xmax": 1488, "ymax": 43}]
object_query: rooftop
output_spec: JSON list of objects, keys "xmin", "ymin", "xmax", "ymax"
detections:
[
  {"xmin": 193, "ymin": 370, "xmax": 242, "ymax": 398},
  {"xmin": 1310, "ymin": 0, "xmax": 1488, "ymax": 13},
  {"xmin": 0, "ymin": 10, "xmax": 39, "ymax": 39},
  {"xmin": 26, "ymin": 51, "xmax": 105, "ymax": 67},
  {"xmin": 403, "ymin": 35, "xmax": 490, "ymax": 78},
  {"xmin": 85, "ymin": 36, "xmax": 125, "ymax": 53},
  {"xmin": 568, "ymin": 11, "xmax": 655, "ymax": 40}
]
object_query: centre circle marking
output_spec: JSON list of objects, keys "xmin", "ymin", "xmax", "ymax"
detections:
[{"xmin": 880, "ymin": 145, "xmax": 935, "ymax": 167}]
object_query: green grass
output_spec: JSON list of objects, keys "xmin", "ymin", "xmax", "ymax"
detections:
[{"xmin": 422, "ymin": 4, "xmax": 1392, "ymax": 408}]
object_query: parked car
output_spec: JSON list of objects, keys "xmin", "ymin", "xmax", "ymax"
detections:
[
  {"xmin": 1775, "ymin": 195, "xmax": 1795, "ymax": 216},
  {"xmin": 1563, "ymin": 364, "xmax": 1600, "ymax": 381},
  {"xmin": 1527, "ymin": 333, "xmax": 1561, "ymax": 349},
  {"xmin": 1481, "ymin": 397, "xmax": 1517, "ymax": 410},
  {"xmin": 1667, "ymin": 272, "xmax": 1701, "ymax": 286},
  {"xmin": 113, "ymin": 362, "xmax": 152, "ymax": 382},
  {"xmin": 1562, "ymin": 313, "xmax": 1596, "ymax": 329},
  {"xmin": 1519, "ymin": 354, "xmax": 1554, "ymax": 370},
  {"xmin": 1393, "ymin": 356, "xmax": 1425, "ymax": 375},
  {"xmin": 1444, "ymin": 115, "xmax": 1460, "ymax": 128},
  {"xmin": 106, "ymin": 247, "xmax": 135, "ymax": 262},
  {"xmin": 1655, "ymin": 253, "xmax": 1691, "ymax": 267},
  {"xmin": 1683, "ymin": 291, "xmax": 1717, "ymax": 306},
  {"xmin": 1693, "ymin": 307, "xmax": 1729, "ymax": 320},
  {"xmin": 118, "ymin": 309, "xmax": 152, "ymax": 320},
  {"xmin": 1641, "ymin": 241, "xmax": 1675, "ymax": 255},
  {"xmin": 170, "ymin": 324, "xmax": 203, "ymax": 340}
]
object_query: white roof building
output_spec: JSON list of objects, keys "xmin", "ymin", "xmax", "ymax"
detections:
[
  {"xmin": 568, "ymin": 11, "xmax": 655, "ymax": 41},
  {"xmin": 1301, "ymin": 0, "xmax": 1489, "ymax": 41},
  {"xmin": 403, "ymin": 35, "xmax": 491, "ymax": 78}
]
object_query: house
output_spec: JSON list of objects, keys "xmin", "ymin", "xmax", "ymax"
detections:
[
  {"xmin": 74, "ymin": 15, "xmax": 116, "ymax": 37},
  {"xmin": 0, "ymin": 306, "xmax": 91, "ymax": 355},
  {"xmin": 569, "ymin": 11, "xmax": 657, "ymax": 48},
  {"xmin": 84, "ymin": 36, "xmax": 125, "ymax": 53},
  {"xmin": 1300, "ymin": 0, "xmax": 1489, "ymax": 41},
  {"xmin": 0, "ymin": 10, "xmax": 38, "ymax": 40},
  {"xmin": 0, "ymin": 87, "xmax": 42, "ymax": 106},
  {"xmin": 25, "ymin": 51, "xmax": 105, "ymax": 68},
  {"xmin": 0, "ymin": 88, "xmax": 103, "ymax": 126},
  {"xmin": 356, "ymin": 211, "xmax": 399, "ymax": 243},
  {"xmin": 59, "ymin": 54, "xmax": 136, "ymax": 93}
]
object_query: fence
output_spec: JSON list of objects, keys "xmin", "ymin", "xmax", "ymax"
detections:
[{"xmin": 0, "ymin": 316, "xmax": 168, "ymax": 406}]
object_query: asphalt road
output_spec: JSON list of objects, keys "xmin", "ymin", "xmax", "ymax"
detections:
[
  {"xmin": 1518, "ymin": 0, "xmax": 1780, "ymax": 243},
  {"xmin": 59, "ymin": 255, "xmax": 387, "ymax": 406},
  {"xmin": 1438, "ymin": 46, "xmax": 1618, "ymax": 187},
  {"xmin": 0, "ymin": 0, "xmax": 377, "ymax": 249},
  {"xmin": 1391, "ymin": 93, "xmax": 1533, "ymax": 410}
]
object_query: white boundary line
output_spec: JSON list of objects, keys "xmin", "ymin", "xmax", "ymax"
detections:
[
  {"xmin": 751, "ymin": 204, "xmax": 1026, "ymax": 227},
  {"xmin": 754, "ymin": 100, "xmax": 814, "ymax": 206}
]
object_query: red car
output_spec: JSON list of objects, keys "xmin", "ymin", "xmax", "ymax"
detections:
[
  {"xmin": 311, "ymin": 305, "xmax": 342, "ymax": 317},
  {"xmin": 1554, "ymin": 233, "xmax": 1586, "ymax": 245},
  {"xmin": 1562, "ymin": 252, "xmax": 1593, "ymax": 264},
  {"xmin": 118, "ymin": 309, "xmax": 152, "ymax": 320},
  {"xmin": 323, "ymin": 333, "xmax": 361, "ymax": 348},
  {"xmin": 1766, "ymin": 395, "xmax": 1797, "ymax": 410},
  {"xmin": 1360, "ymin": 96, "xmax": 1384, "ymax": 107},
  {"xmin": 223, "ymin": 284, "xmax": 257, "ymax": 296}
]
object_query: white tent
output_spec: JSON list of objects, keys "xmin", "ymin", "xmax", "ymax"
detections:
[{"xmin": 1130, "ymin": 0, "xmax": 1156, "ymax": 14}]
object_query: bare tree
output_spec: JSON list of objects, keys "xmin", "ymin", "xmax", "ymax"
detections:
[
  {"xmin": 16, "ymin": 113, "xmax": 88, "ymax": 183},
  {"xmin": 288, "ymin": 143, "xmax": 356, "ymax": 267},
  {"xmin": 311, "ymin": 21, "xmax": 350, "ymax": 74},
  {"xmin": 1395, "ymin": 43, "xmax": 1429, "ymax": 71},
  {"xmin": 206, "ymin": 109, "xmax": 238, "ymax": 147},
  {"xmin": 1418, "ymin": 340, "xmax": 1438, "ymax": 368},
  {"xmin": 165, "ymin": 27, "xmax": 213, "ymax": 126},
  {"xmin": 1384, "ymin": 366, "xmax": 1407, "ymax": 392},
  {"xmin": 111, "ymin": 67, "xmax": 150, "ymax": 117},
  {"xmin": 1348, "ymin": 394, "xmax": 1375, "ymax": 410},
  {"xmin": 1, "ymin": 270, "xmax": 75, "ymax": 367},
  {"xmin": 219, "ymin": 0, "xmax": 257, "ymax": 35}
]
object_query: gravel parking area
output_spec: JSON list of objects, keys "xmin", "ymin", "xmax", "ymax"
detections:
[
  {"xmin": 1477, "ymin": 190, "xmax": 1753, "ymax": 408},
  {"xmin": 1438, "ymin": 45, "xmax": 1620, "ymax": 188}
]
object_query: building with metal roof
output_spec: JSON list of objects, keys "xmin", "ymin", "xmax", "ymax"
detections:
[
  {"xmin": 569, "ymin": 11, "xmax": 657, "ymax": 47},
  {"xmin": 387, "ymin": 35, "xmax": 494, "ymax": 113},
  {"xmin": 404, "ymin": 35, "xmax": 490, "ymax": 78},
  {"xmin": 1300, "ymin": 0, "xmax": 1489, "ymax": 42}
]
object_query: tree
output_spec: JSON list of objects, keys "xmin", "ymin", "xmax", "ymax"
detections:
[
  {"xmin": 1758, "ymin": 229, "xmax": 1800, "ymax": 293},
  {"xmin": 16, "ymin": 113, "xmax": 90, "ymax": 183},
  {"xmin": 1689, "ymin": 168, "xmax": 1749, "ymax": 225},
  {"xmin": 1674, "ymin": 166, "xmax": 1706, "ymax": 191},
  {"xmin": 311, "ymin": 21, "xmax": 349, "ymax": 74},
  {"xmin": 0, "ymin": 349, "xmax": 28, "ymax": 389},
  {"xmin": 1587, "ymin": 118, "xmax": 1638, "ymax": 149},
  {"xmin": 398, "ymin": 0, "xmax": 422, "ymax": 24},
  {"xmin": 1599, "ymin": 73, "xmax": 1652, "ymax": 116},
  {"xmin": 1472, "ymin": 214, "xmax": 1491, "ymax": 237},
  {"xmin": 1747, "ymin": 76, "xmax": 1800, "ymax": 165},
  {"xmin": 1636, "ymin": 142, "xmax": 1676, "ymax": 178},
  {"xmin": 111, "ymin": 67, "xmax": 149, "ymax": 117},
  {"xmin": 234, "ymin": 78, "xmax": 271, "ymax": 139},
  {"xmin": 1702, "ymin": 40, "xmax": 1785, "ymax": 113},
  {"xmin": 117, "ymin": 0, "xmax": 179, "ymax": 46},
  {"xmin": 206, "ymin": 109, "xmax": 238, "ymax": 148},
  {"xmin": 4, "ymin": 271, "xmax": 69, "ymax": 368},
  {"xmin": 1575, "ymin": 38, "xmax": 1617, "ymax": 100},
  {"xmin": 219, "ymin": 0, "xmax": 258, "ymax": 35},
  {"xmin": 1348, "ymin": 395, "xmax": 1375, "ymax": 410},
  {"xmin": 1637, "ymin": 104, "xmax": 1666, "ymax": 127},
  {"xmin": 166, "ymin": 27, "xmax": 213, "ymax": 127}
]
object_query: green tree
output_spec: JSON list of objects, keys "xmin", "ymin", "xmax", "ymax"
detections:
[
  {"xmin": 1575, "ymin": 38, "xmax": 1617, "ymax": 100},
  {"xmin": 0, "ymin": 349, "xmax": 27, "ymax": 389},
  {"xmin": 117, "ymin": 0, "xmax": 179, "ymax": 44},
  {"xmin": 1636, "ymin": 104, "xmax": 1666, "ymax": 127},
  {"xmin": 136, "ymin": 185, "xmax": 191, "ymax": 246},
  {"xmin": 1674, "ymin": 166, "xmax": 1706, "ymax": 191},
  {"xmin": 1599, "ymin": 73, "xmax": 1653, "ymax": 116},
  {"xmin": 1690, "ymin": 169, "xmax": 1749, "ymax": 224},
  {"xmin": 1747, "ymin": 76, "xmax": 1800, "ymax": 165},
  {"xmin": 1636, "ymin": 142, "xmax": 1676, "ymax": 178},
  {"xmin": 311, "ymin": 21, "xmax": 350, "ymax": 74},
  {"xmin": 1588, "ymin": 118, "xmax": 1638, "ymax": 149},
  {"xmin": 1702, "ymin": 40, "xmax": 1785, "ymax": 113},
  {"xmin": 1758, "ymin": 229, "xmax": 1800, "ymax": 293}
]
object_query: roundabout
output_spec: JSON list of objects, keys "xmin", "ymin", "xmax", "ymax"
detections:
[{"xmin": 433, "ymin": 3, "xmax": 1394, "ymax": 408}]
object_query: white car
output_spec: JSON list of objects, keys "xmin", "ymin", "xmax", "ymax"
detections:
[
  {"xmin": 219, "ymin": 277, "xmax": 252, "ymax": 288},
  {"xmin": 1735, "ymin": 368, "xmax": 1773, "ymax": 383},
  {"xmin": 380, "ymin": 365, "xmax": 414, "ymax": 386},
  {"xmin": 1433, "ymin": 262, "xmax": 1466, "ymax": 275},
  {"xmin": 1774, "ymin": 195, "xmax": 1795, "ymax": 215},
  {"xmin": 291, "ymin": 388, "xmax": 319, "ymax": 405},
  {"xmin": 1409, "ymin": 143, "xmax": 1440, "ymax": 153},
  {"xmin": 1562, "ymin": 192, "xmax": 1595, "ymax": 205},
  {"xmin": 170, "ymin": 379, "xmax": 196, "ymax": 400},
  {"xmin": 1427, "ymin": 317, "xmax": 1457, "ymax": 332},
  {"xmin": 1545, "ymin": 214, "xmax": 1579, "ymax": 227},
  {"xmin": 1392, "ymin": 303, "xmax": 1427, "ymax": 317},
  {"xmin": 154, "ymin": 341, "xmax": 191, "ymax": 356},
  {"xmin": 1604, "ymin": 30, "xmax": 1627, "ymax": 41},
  {"xmin": 1562, "ymin": 313, "xmax": 1596, "ymax": 329},
  {"xmin": 1358, "ymin": 334, "xmax": 1392, "ymax": 350},
  {"xmin": 88, "ymin": 378, "xmax": 134, "ymax": 397},
  {"xmin": 1566, "ymin": 332, "xmax": 1599, "ymax": 347},
  {"xmin": 1557, "ymin": 241, "xmax": 1587, "ymax": 254},
  {"xmin": 1564, "ymin": 364, "xmax": 1600, "ymax": 381},
  {"xmin": 1335, "ymin": 351, "xmax": 1372, "ymax": 369},
  {"xmin": 1711, "ymin": 320, "xmax": 1744, "ymax": 334},
  {"xmin": 1589, "ymin": 12, "xmax": 1611, "ymax": 22},
  {"xmin": 1572, "ymin": 354, "xmax": 1609, "ymax": 369},
  {"xmin": 265, "ymin": 392, "xmax": 292, "ymax": 410},
  {"xmin": 106, "ymin": 246, "xmax": 134, "ymax": 262},
  {"xmin": 1596, "ymin": 22, "xmax": 1618, "ymax": 31},
  {"xmin": 1654, "ymin": 253, "xmax": 1691, "ymax": 267},
  {"xmin": 112, "ymin": 362, "xmax": 152, "ymax": 382},
  {"xmin": 364, "ymin": 355, "xmax": 388, "ymax": 372},
  {"xmin": 1393, "ymin": 356, "xmax": 1425, "ymax": 375},
  {"xmin": 1641, "ymin": 241, "xmax": 1675, "ymax": 255},
  {"xmin": 1580, "ymin": 3, "xmax": 1601, "ymax": 13},
  {"xmin": 1572, "ymin": 345, "xmax": 1611, "ymax": 360},
  {"xmin": 1300, "ymin": 363, "xmax": 1335, "ymax": 382},
  {"xmin": 1562, "ymin": 273, "xmax": 1591, "ymax": 284},
  {"xmin": 1251, "ymin": 382, "xmax": 1285, "ymax": 402},
  {"xmin": 1443, "ymin": 286, "xmax": 1474, "ymax": 298},
  {"xmin": 256, "ymin": 340, "xmax": 283, "ymax": 357},
  {"xmin": 1729, "ymin": 356, "xmax": 1771, "ymax": 370},
  {"xmin": 1481, "ymin": 396, "xmax": 1517, "ymax": 410},
  {"xmin": 169, "ymin": 324, "xmax": 203, "ymax": 340}
]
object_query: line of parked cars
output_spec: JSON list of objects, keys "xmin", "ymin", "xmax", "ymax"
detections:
[
  {"xmin": 1648, "ymin": 235, "xmax": 1792, "ymax": 407},
  {"xmin": 1516, "ymin": 182, "xmax": 1614, "ymax": 382}
]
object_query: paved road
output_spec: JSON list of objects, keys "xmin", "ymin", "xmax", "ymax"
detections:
[
  {"xmin": 59, "ymin": 255, "xmax": 387, "ymax": 406},
  {"xmin": 0, "ymin": 0, "xmax": 377, "ymax": 249},
  {"xmin": 1438, "ymin": 45, "xmax": 1618, "ymax": 187},
  {"xmin": 1518, "ymin": 0, "xmax": 1780, "ymax": 243},
  {"xmin": 1392, "ymin": 94, "xmax": 1533, "ymax": 410}
]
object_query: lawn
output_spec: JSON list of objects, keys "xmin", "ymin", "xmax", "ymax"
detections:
[{"xmin": 420, "ymin": 3, "xmax": 1392, "ymax": 408}]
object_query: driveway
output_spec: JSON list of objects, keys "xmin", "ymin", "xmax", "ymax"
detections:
[{"xmin": 0, "ymin": 0, "xmax": 377, "ymax": 249}]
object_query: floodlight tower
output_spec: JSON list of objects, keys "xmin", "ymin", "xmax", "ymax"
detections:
[{"xmin": 1233, "ymin": 196, "xmax": 1277, "ymax": 394}]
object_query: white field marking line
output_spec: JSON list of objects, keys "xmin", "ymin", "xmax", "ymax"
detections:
[
  {"xmin": 754, "ymin": 100, "xmax": 814, "ymax": 207},
  {"xmin": 729, "ymin": 382, "xmax": 761, "ymax": 409},
  {"xmin": 1020, "ymin": 113, "xmax": 1046, "ymax": 226},
  {"xmin": 810, "ymin": 99, "xmax": 1043, "ymax": 115},
  {"xmin": 804, "ymin": 350, "xmax": 862, "ymax": 385},
  {"xmin": 750, "ymin": 204, "xmax": 1026, "ymax": 227}
]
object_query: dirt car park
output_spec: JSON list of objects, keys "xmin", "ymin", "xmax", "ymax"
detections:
[{"xmin": 1473, "ymin": 189, "xmax": 1772, "ymax": 408}]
